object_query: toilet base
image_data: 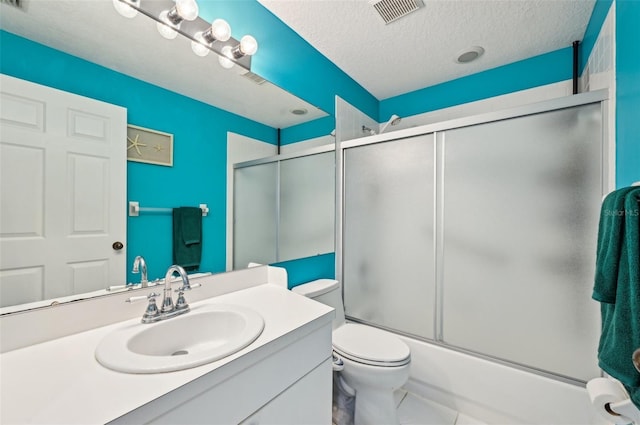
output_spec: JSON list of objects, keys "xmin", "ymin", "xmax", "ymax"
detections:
[
  {"xmin": 353, "ymin": 386, "xmax": 399, "ymax": 425},
  {"xmin": 336, "ymin": 352, "xmax": 410, "ymax": 425}
]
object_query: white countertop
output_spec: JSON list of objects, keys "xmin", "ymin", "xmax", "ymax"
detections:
[{"xmin": 0, "ymin": 283, "xmax": 333, "ymax": 424}]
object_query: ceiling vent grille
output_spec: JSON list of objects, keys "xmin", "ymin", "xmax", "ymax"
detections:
[
  {"xmin": 371, "ymin": 0, "xmax": 424, "ymax": 24},
  {"xmin": 1, "ymin": 0, "xmax": 23, "ymax": 9},
  {"xmin": 243, "ymin": 71, "xmax": 267, "ymax": 85}
]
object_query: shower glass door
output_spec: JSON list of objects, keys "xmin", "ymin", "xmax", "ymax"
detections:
[
  {"xmin": 343, "ymin": 134, "xmax": 436, "ymax": 339},
  {"xmin": 340, "ymin": 97, "xmax": 605, "ymax": 382},
  {"xmin": 233, "ymin": 149, "xmax": 335, "ymax": 269},
  {"xmin": 233, "ymin": 162, "xmax": 278, "ymax": 269},
  {"xmin": 440, "ymin": 103, "xmax": 603, "ymax": 381},
  {"xmin": 279, "ymin": 152, "xmax": 335, "ymax": 260}
]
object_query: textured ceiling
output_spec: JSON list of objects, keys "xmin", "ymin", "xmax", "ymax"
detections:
[
  {"xmin": 259, "ymin": 0, "xmax": 596, "ymax": 100},
  {"xmin": 1, "ymin": 0, "xmax": 597, "ymax": 123}
]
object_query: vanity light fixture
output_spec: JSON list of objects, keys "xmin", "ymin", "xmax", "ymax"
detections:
[
  {"xmin": 218, "ymin": 45, "xmax": 236, "ymax": 69},
  {"xmin": 218, "ymin": 36, "xmax": 259, "ymax": 68},
  {"xmin": 231, "ymin": 35, "xmax": 259, "ymax": 58},
  {"xmin": 191, "ymin": 19, "xmax": 231, "ymax": 57},
  {"xmin": 112, "ymin": 0, "xmax": 139, "ymax": 18},
  {"xmin": 156, "ymin": 0, "xmax": 199, "ymax": 40},
  {"xmin": 112, "ymin": 0, "xmax": 259, "ymax": 72}
]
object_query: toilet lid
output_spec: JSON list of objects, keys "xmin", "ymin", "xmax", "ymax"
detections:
[{"xmin": 332, "ymin": 324, "xmax": 410, "ymax": 367}]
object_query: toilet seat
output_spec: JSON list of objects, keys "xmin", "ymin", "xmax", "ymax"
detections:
[{"xmin": 332, "ymin": 323, "xmax": 410, "ymax": 367}]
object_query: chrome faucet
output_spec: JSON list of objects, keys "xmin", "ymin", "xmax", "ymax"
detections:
[
  {"xmin": 132, "ymin": 255, "xmax": 148, "ymax": 287},
  {"xmin": 161, "ymin": 264, "xmax": 190, "ymax": 314},
  {"xmin": 127, "ymin": 264, "xmax": 200, "ymax": 324}
]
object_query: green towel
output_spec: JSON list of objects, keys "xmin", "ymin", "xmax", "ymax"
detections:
[
  {"xmin": 173, "ymin": 207, "xmax": 202, "ymax": 272},
  {"xmin": 593, "ymin": 187, "xmax": 640, "ymax": 408}
]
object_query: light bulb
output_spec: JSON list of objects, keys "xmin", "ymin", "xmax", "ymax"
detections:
[
  {"xmin": 239, "ymin": 35, "xmax": 258, "ymax": 56},
  {"xmin": 157, "ymin": 11, "xmax": 178, "ymax": 39},
  {"xmin": 191, "ymin": 32, "xmax": 210, "ymax": 57},
  {"xmin": 218, "ymin": 45, "xmax": 235, "ymax": 69},
  {"xmin": 112, "ymin": 0, "xmax": 138, "ymax": 18},
  {"xmin": 210, "ymin": 19, "xmax": 231, "ymax": 42},
  {"xmin": 175, "ymin": 0, "xmax": 199, "ymax": 21}
]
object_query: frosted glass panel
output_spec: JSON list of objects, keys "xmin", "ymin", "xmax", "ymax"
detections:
[
  {"xmin": 343, "ymin": 135, "xmax": 435, "ymax": 339},
  {"xmin": 441, "ymin": 104, "xmax": 602, "ymax": 381},
  {"xmin": 279, "ymin": 152, "xmax": 334, "ymax": 261},
  {"xmin": 233, "ymin": 163, "xmax": 278, "ymax": 268}
]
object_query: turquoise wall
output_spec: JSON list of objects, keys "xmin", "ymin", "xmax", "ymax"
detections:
[
  {"xmin": 197, "ymin": 0, "xmax": 379, "ymax": 133},
  {"xmin": 615, "ymin": 0, "xmax": 640, "ymax": 188},
  {"xmin": 2, "ymin": 0, "xmax": 635, "ymax": 287},
  {"xmin": 272, "ymin": 253, "xmax": 336, "ymax": 289},
  {"xmin": 379, "ymin": 0, "xmax": 614, "ymax": 122},
  {"xmin": 379, "ymin": 47, "xmax": 573, "ymax": 121},
  {"xmin": 0, "ymin": 31, "xmax": 276, "ymax": 283}
]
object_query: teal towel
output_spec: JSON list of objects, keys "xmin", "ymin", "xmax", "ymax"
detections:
[
  {"xmin": 173, "ymin": 207, "xmax": 202, "ymax": 272},
  {"xmin": 593, "ymin": 187, "xmax": 640, "ymax": 408}
]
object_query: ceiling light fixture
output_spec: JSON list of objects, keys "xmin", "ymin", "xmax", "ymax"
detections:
[
  {"xmin": 112, "ymin": 0, "xmax": 258, "ymax": 72},
  {"xmin": 455, "ymin": 46, "xmax": 484, "ymax": 64}
]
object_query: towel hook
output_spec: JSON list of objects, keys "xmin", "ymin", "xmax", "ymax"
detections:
[{"xmin": 633, "ymin": 348, "xmax": 640, "ymax": 374}]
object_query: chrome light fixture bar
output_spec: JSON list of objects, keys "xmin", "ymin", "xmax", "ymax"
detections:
[{"xmin": 113, "ymin": 0, "xmax": 257, "ymax": 72}]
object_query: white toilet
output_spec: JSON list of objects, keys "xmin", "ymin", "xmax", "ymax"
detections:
[{"xmin": 292, "ymin": 279, "xmax": 411, "ymax": 425}]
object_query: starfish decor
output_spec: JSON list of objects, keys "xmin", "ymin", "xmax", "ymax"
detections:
[{"xmin": 127, "ymin": 134, "xmax": 147, "ymax": 156}]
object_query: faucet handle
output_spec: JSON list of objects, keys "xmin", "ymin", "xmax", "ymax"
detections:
[
  {"xmin": 175, "ymin": 282, "xmax": 201, "ymax": 292},
  {"xmin": 126, "ymin": 292, "xmax": 161, "ymax": 303},
  {"xmin": 174, "ymin": 283, "xmax": 201, "ymax": 311},
  {"xmin": 126, "ymin": 292, "xmax": 162, "ymax": 323}
]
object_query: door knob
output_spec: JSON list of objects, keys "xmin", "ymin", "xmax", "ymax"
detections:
[{"xmin": 112, "ymin": 241, "xmax": 124, "ymax": 250}]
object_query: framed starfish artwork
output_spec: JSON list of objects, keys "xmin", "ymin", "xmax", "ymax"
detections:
[{"xmin": 126, "ymin": 124, "xmax": 173, "ymax": 167}]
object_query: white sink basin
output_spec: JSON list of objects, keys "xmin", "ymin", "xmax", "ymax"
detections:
[{"xmin": 95, "ymin": 304, "xmax": 264, "ymax": 373}]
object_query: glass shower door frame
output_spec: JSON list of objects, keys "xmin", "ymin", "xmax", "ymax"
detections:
[{"xmin": 339, "ymin": 89, "xmax": 611, "ymax": 385}]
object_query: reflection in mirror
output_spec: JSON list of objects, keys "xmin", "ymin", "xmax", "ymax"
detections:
[
  {"xmin": 0, "ymin": 0, "xmax": 329, "ymax": 314},
  {"xmin": 233, "ymin": 147, "xmax": 335, "ymax": 270}
]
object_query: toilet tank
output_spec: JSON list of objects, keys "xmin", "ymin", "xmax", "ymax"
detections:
[{"xmin": 291, "ymin": 279, "xmax": 346, "ymax": 329}]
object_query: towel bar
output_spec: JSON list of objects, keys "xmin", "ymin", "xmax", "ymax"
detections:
[{"xmin": 128, "ymin": 201, "xmax": 209, "ymax": 217}]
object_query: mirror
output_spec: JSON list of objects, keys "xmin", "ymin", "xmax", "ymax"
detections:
[
  {"xmin": 232, "ymin": 148, "xmax": 336, "ymax": 269},
  {"xmin": 0, "ymin": 0, "xmax": 329, "ymax": 313}
]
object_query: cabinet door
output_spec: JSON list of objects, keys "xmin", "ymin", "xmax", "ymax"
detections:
[{"xmin": 239, "ymin": 359, "xmax": 332, "ymax": 425}]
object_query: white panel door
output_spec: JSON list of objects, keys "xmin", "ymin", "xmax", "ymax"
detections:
[{"xmin": 0, "ymin": 74, "xmax": 126, "ymax": 307}]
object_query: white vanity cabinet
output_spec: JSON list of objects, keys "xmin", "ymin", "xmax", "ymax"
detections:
[
  {"xmin": 111, "ymin": 322, "xmax": 333, "ymax": 425},
  {"xmin": 0, "ymin": 277, "xmax": 335, "ymax": 425},
  {"xmin": 240, "ymin": 359, "xmax": 332, "ymax": 425}
]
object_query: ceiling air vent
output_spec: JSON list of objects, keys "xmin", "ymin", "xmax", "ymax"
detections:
[
  {"xmin": 1, "ymin": 0, "xmax": 24, "ymax": 9},
  {"xmin": 371, "ymin": 0, "xmax": 424, "ymax": 24},
  {"xmin": 243, "ymin": 71, "xmax": 266, "ymax": 85}
]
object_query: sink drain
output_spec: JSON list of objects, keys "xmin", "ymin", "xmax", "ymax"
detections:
[{"xmin": 172, "ymin": 350, "xmax": 189, "ymax": 356}]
